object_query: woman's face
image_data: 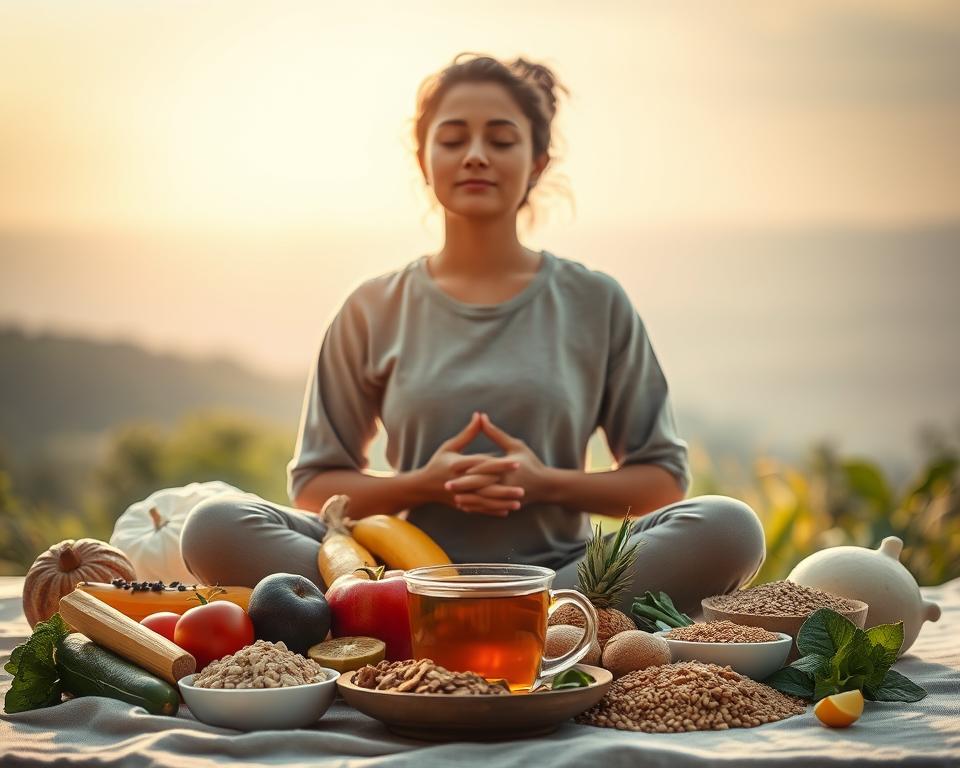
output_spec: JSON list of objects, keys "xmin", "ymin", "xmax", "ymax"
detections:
[{"xmin": 420, "ymin": 81, "xmax": 549, "ymax": 220}]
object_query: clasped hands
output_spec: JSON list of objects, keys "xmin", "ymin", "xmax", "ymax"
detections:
[{"xmin": 420, "ymin": 411, "xmax": 550, "ymax": 517}]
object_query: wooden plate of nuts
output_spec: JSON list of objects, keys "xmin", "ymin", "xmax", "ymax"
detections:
[{"xmin": 337, "ymin": 659, "xmax": 612, "ymax": 741}]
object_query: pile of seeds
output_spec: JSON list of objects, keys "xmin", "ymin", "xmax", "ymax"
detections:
[
  {"xmin": 665, "ymin": 620, "xmax": 781, "ymax": 643},
  {"xmin": 354, "ymin": 659, "xmax": 511, "ymax": 695},
  {"xmin": 576, "ymin": 661, "xmax": 806, "ymax": 732},
  {"xmin": 707, "ymin": 580, "xmax": 858, "ymax": 616},
  {"xmin": 109, "ymin": 578, "xmax": 194, "ymax": 593},
  {"xmin": 194, "ymin": 640, "xmax": 328, "ymax": 689}
]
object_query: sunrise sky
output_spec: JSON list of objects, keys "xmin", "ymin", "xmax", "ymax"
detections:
[
  {"xmin": 2, "ymin": 1, "xmax": 959, "ymax": 464},
  {"xmin": 2, "ymin": 0, "xmax": 958, "ymax": 234}
]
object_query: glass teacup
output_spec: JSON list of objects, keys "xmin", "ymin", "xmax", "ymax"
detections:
[{"xmin": 404, "ymin": 564, "xmax": 598, "ymax": 691}]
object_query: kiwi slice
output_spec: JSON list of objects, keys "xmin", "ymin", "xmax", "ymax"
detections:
[{"xmin": 308, "ymin": 636, "xmax": 386, "ymax": 672}]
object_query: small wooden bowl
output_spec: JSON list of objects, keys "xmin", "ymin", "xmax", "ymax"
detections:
[{"xmin": 700, "ymin": 597, "xmax": 869, "ymax": 662}]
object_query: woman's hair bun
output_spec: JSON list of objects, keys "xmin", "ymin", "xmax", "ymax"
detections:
[{"xmin": 509, "ymin": 58, "xmax": 566, "ymax": 119}]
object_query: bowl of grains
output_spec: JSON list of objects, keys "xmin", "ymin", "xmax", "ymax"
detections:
[
  {"xmin": 702, "ymin": 580, "xmax": 869, "ymax": 662},
  {"xmin": 177, "ymin": 639, "xmax": 339, "ymax": 730},
  {"xmin": 654, "ymin": 622, "xmax": 792, "ymax": 680}
]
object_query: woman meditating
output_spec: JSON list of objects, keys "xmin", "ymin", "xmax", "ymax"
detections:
[{"xmin": 180, "ymin": 53, "xmax": 766, "ymax": 617}]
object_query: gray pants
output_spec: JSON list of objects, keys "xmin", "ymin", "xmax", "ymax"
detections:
[{"xmin": 180, "ymin": 494, "xmax": 765, "ymax": 617}]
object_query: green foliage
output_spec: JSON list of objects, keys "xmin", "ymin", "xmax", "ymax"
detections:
[
  {"xmin": 3, "ymin": 614, "xmax": 70, "ymax": 713},
  {"xmin": 764, "ymin": 608, "xmax": 926, "ymax": 703},
  {"xmin": 743, "ymin": 442, "xmax": 960, "ymax": 587},
  {"xmin": 0, "ymin": 411, "xmax": 294, "ymax": 575},
  {"xmin": 590, "ymin": 438, "xmax": 959, "ymax": 588},
  {"xmin": 1, "ymin": 412, "xmax": 957, "ymax": 589}
]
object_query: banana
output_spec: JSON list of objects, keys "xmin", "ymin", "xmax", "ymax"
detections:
[{"xmin": 350, "ymin": 515, "xmax": 451, "ymax": 571}]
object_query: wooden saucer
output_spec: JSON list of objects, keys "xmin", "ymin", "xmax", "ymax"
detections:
[{"xmin": 337, "ymin": 663, "xmax": 612, "ymax": 741}]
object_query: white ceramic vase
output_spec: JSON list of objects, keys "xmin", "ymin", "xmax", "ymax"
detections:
[{"xmin": 787, "ymin": 536, "xmax": 941, "ymax": 656}]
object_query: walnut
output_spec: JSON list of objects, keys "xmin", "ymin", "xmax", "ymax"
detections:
[{"xmin": 354, "ymin": 659, "xmax": 511, "ymax": 695}]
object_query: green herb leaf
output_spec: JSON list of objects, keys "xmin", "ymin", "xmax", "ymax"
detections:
[
  {"xmin": 865, "ymin": 669, "xmax": 928, "ymax": 703},
  {"xmin": 789, "ymin": 652, "xmax": 831, "ymax": 676},
  {"xmin": 783, "ymin": 609, "xmax": 926, "ymax": 703},
  {"xmin": 797, "ymin": 608, "xmax": 857, "ymax": 658},
  {"xmin": 3, "ymin": 614, "xmax": 70, "ymax": 714},
  {"xmin": 764, "ymin": 666, "xmax": 815, "ymax": 698},
  {"xmin": 551, "ymin": 668, "xmax": 596, "ymax": 690},
  {"xmin": 834, "ymin": 628, "xmax": 874, "ymax": 678},
  {"xmin": 865, "ymin": 622, "xmax": 904, "ymax": 672}
]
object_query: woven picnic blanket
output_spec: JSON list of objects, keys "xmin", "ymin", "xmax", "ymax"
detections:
[{"xmin": 2, "ymin": 576, "xmax": 958, "ymax": 767}]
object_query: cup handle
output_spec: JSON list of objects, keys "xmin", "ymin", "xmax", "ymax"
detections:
[{"xmin": 539, "ymin": 589, "xmax": 599, "ymax": 682}]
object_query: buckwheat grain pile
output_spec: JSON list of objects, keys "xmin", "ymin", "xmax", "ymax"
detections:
[
  {"xmin": 576, "ymin": 661, "xmax": 806, "ymax": 733},
  {"xmin": 708, "ymin": 580, "xmax": 858, "ymax": 616},
  {"xmin": 665, "ymin": 621, "xmax": 781, "ymax": 643}
]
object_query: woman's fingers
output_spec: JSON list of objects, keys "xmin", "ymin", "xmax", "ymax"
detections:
[
  {"xmin": 444, "ymin": 473, "xmax": 502, "ymax": 492},
  {"xmin": 454, "ymin": 493, "xmax": 522, "ymax": 513},
  {"xmin": 472, "ymin": 484, "xmax": 525, "ymax": 500},
  {"xmin": 445, "ymin": 474, "xmax": 524, "ymax": 495},
  {"xmin": 442, "ymin": 412, "xmax": 482, "ymax": 452},
  {"xmin": 454, "ymin": 457, "xmax": 519, "ymax": 476},
  {"xmin": 448, "ymin": 453, "xmax": 500, "ymax": 474}
]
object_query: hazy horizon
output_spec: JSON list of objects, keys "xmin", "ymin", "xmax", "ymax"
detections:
[{"xmin": 4, "ymin": 221, "xmax": 959, "ymax": 478}]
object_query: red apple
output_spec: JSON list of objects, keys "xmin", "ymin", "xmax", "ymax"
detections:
[{"xmin": 324, "ymin": 567, "xmax": 411, "ymax": 660}]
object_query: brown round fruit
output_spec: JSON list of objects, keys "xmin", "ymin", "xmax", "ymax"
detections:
[
  {"xmin": 601, "ymin": 629, "xmax": 671, "ymax": 679},
  {"xmin": 307, "ymin": 636, "xmax": 386, "ymax": 672},
  {"xmin": 545, "ymin": 624, "xmax": 601, "ymax": 666},
  {"xmin": 551, "ymin": 603, "xmax": 635, "ymax": 649}
]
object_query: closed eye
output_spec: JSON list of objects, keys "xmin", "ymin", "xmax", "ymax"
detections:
[{"xmin": 440, "ymin": 141, "xmax": 515, "ymax": 149}]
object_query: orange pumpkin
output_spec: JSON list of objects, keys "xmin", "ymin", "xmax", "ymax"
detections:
[{"xmin": 23, "ymin": 538, "xmax": 136, "ymax": 627}]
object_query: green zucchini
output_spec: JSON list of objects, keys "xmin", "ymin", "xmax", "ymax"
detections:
[{"xmin": 54, "ymin": 633, "xmax": 180, "ymax": 716}]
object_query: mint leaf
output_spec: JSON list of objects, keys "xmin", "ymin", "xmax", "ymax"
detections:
[
  {"xmin": 3, "ymin": 652, "xmax": 62, "ymax": 713},
  {"xmin": 3, "ymin": 643, "xmax": 26, "ymax": 677},
  {"xmin": 814, "ymin": 675, "xmax": 841, "ymax": 700},
  {"xmin": 551, "ymin": 668, "xmax": 595, "ymax": 689},
  {"xmin": 865, "ymin": 669, "xmax": 928, "ymax": 703},
  {"xmin": 797, "ymin": 608, "xmax": 858, "ymax": 658},
  {"xmin": 789, "ymin": 653, "xmax": 831, "ymax": 676},
  {"xmin": 834, "ymin": 628, "xmax": 874, "ymax": 677},
  {"xmin": 777, "ymin": 608, "xmax": 926, "ymax": 704},
  {"xmin": 3, "ymin": 614, "xmax": 70, "ymax": 715},
  {"xmin": 764, "ymin": 666, "xmax": 814, "ymax": 698},
  {"xmin": 865, "ymin": 622, "xmax": 903, "ymax": 674}
]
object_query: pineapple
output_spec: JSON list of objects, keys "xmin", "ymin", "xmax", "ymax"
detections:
[{"xmin": 550, "ymin": 516, "xmax": 642, "ymax": 649}]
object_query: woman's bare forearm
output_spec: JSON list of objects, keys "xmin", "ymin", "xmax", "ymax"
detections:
[
  {"xmin": 542, "ymin": 463, "xmax": 685, "ymax": 518},
  {"xmin": 292, "ymin": 469, "xmax": 429, "ymax": 519}
]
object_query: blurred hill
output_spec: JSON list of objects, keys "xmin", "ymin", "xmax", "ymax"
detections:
[{"xmin": 0, "ymin": 326, "xmax": 304, "ymax": 470}]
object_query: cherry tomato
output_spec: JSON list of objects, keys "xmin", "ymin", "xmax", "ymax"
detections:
[
  {"xmin": 174, "ymin": 600, "xmax": 254, "ymax": 670},
  {"xmin": 140, "ymin": 612, "xmax": 180, "ymax": 643},
  {"xmin": 325, "ymin": 567, "xmax": 411, "ymax": 660}
]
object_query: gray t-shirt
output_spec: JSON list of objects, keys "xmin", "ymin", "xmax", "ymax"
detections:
[{"xmin": 287, "ymin": 250, "xmax": 691, "ymax": 570}]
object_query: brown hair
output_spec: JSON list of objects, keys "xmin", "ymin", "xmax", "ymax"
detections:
[{"xmin": 410, "ymin": 52, "xmax": 574, "ymax": 229}]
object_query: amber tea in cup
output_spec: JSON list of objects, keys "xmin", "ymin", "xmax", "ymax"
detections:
[{"xmin": 404, "ymin": 564, "xmax": 597, "ymax": 691}]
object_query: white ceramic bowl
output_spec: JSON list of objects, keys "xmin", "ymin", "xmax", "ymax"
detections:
[
  {"xmin": 178, "ymin": 670, "xmax": 340, "ymax": 730},
  {"xmin": 654, "ymin": 630, "xmax": 792, "ymax": 681}
]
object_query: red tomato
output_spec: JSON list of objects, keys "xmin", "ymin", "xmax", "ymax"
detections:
[
  {"xmin": 324, "ymin": 568, "xmax": 411, "ymax": 660},
  {"xmin": 174, "ymin": 600, "xmax": 255, "ymax": 670},
  {"xmin": 140, "ymin": 612, "xmax": 180, "ymax": 643}
]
